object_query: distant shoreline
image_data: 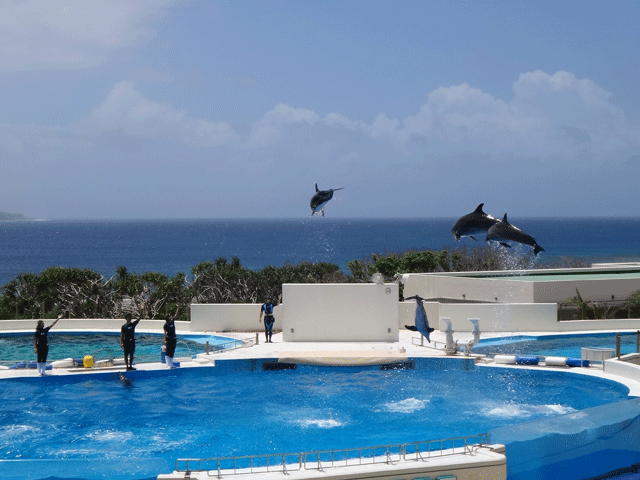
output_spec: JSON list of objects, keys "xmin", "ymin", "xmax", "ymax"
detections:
[{"xmin": 0, "ymin": 212, "xmax": 25, "ymax": 221}]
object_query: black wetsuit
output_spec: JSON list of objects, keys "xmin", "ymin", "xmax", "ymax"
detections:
[
  {"xmin": 261, "ymin": 303, "xmax": 275, "ymax": 341},
  {"xmin": 164, "ymin": 319, "xmax": 177, "ymax": 357},
  {"xmin": 121, "ymin": 319, "xmax": 140, "ymax": 355},
  {"xmin": 34, "ymin": 327, "xmax": 52, "ymax": 363}
]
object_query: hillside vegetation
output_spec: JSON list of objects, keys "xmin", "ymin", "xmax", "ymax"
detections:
[{"xmin": 0, "ymin": 245, "xmax": 588, "ymax": 320}]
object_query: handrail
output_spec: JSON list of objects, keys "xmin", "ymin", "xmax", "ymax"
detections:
[
  {"xmin": 174, "ymin": 433, "xmax": 488, "ymax": 477},
  {"xmin": 0, "ymin": 338, "xmax": 255, "ymax": 367},
  {"xmin": 204, "ymin": 337, "xmax": 256, "ymax": 355},
  {"xmin": 91, "ymin": 347, "xmax": 114, "ymax": 360}
]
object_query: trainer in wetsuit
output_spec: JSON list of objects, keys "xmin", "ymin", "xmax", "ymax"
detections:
[
  {"xmin": 33, "ymin": 314, "xmax": 62, "ymax": 376},
  {"xmin": 259, "ymin": 299, "xmax": 276, "ymax": 343},
  {"xmin": 121, "ymin": 312, "xmax": 143, "ymax": 371},
  {"xmin": 163, "ymin": 316, "xmax": 177, "ymax": 369}
]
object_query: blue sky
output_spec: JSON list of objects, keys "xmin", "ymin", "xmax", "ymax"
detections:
[{"xmin": 1, "ymin": 0, "xmax": 639, "ymax": 219}]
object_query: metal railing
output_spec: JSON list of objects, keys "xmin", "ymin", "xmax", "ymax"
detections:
[
  {"xmin": 204, "ymin": 337, "xmax": 256, "ymax": 355},
  {"xmin": 173, "ymin": 433, "xmax": 488, "ymax": 477}
]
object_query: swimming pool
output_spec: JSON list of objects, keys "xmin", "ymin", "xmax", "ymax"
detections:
[
  {"xmin": 0, "ymin": 358, "xmax": 630, "ymax": 480},
  {"xmin": 472, "ymin": 332, "xmax": 639, "ymax": 358},
  {"xmin": 0, "ymin": 332, "xmax": 239, "ymax": 366}
]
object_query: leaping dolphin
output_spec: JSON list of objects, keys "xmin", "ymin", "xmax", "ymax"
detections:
[
  {"xmin": 310, "ymin": 184, "xmax": 344, "ymax": 216},
  {"xmin": 485, "ymin": 213, "xmax": 545, "ymax": 255},
  {"xmin": 404, "ymin": 295, "xmax": 435, "ymax": 342},
  {"xmin": 452, "ymin": 203, "xmax": 500, "ymax": 241}
]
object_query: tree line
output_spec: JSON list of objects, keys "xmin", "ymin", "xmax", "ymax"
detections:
[{"xmin": 0, "ymin": 245, "xmax": 589, "ymax": 321}]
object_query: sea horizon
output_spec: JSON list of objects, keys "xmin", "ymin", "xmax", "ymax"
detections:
[
  {"xmin": 5, "ymin": 214, "xmax": 640, "ymax": 221},
  {"xmin": 1, "ymin": 217, "xmax": 639, "ymax": 287}
]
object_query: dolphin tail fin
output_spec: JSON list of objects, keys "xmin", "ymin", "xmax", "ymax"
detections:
[
  {"xmin": 534, "ymin": 244, "xmax": 545, "ymax": 255},
  {"xmin": 425, "ymin": 327, "xmax": 435, "ymax": 343}
]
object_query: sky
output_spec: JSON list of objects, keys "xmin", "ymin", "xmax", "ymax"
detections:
[{"xmin": 0, "ymin": 0, "xmax": 639, "ymax": 220}]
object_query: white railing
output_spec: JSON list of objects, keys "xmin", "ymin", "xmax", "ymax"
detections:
[{"xmin": 173, "ymin": 433, "xmax": 488, "ymax": 477}]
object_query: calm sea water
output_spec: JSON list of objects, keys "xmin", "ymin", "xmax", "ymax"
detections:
[{"xmin": 1, "ymin": 217, "xmax": 639, "ymax": 286}]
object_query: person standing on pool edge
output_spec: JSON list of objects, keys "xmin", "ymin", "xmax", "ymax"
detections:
[
  {"xmin": 259, "ymin": 299, "xmax": 276, "ymax": 343},
  {"xmin": 121, "ymin": 310, "xmax": 144, "ymax": 371},
  {"xmin": 34, "ymin": 314, "xmax": 62, "ymax": 376},
  {"xmin": 163, "ymin": 315, "xmax": 177, "ymax": 369}
]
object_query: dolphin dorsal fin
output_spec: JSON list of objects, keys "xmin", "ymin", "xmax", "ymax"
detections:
[
  {"xmin": 502, "ymin": 213, "xmax": 509, "ymax": 224},
  {"xmin": 315, "ymin": 183, "xmax": 319, "ymax": 192},
  {"xmin": 474, "ymin": 203, "xmax": 485, "ymax": 213}
]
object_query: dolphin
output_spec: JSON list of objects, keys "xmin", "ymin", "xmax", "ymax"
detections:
[
  {"xmin": 118, "ymin": 372, "xmax": 132, "ymax": 387},
  {"xmin": 452, "ymin": 203, "xmax": 500, "ymax": 241},
  {"xmin": 404, "ymin": 295, "xmax": 435, "ymax": 342},
  {"xmin": 310, "ymin": 184, "xmax": 344, "ymax": 216},
  {"xmin": 486, "ymin": 213, "xmax": 545, "ymax": 255}
]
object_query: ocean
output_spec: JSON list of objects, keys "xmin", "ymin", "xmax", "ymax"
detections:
[{"xmin": 0, "ymin": 217, "xmax": 639, "ymax": 287}]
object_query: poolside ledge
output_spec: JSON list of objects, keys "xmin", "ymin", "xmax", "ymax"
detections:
[{"xmin": 157, "ymin": 443, "xmax": 507, "ymax": 480}]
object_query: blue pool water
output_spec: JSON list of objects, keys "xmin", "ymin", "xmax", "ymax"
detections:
[
  {"xmin": 472, "ymin": 332, "xmax": 639, "ymax": 358},
  {"xmin": 0, "ymin": 358, "xmax": 630, "ymax": 480},
  {"xmin": 0, "ymin": 332, "xmax": 238, "ymax": 366}
]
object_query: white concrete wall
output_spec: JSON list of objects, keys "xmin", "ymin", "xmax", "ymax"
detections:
[
  {"xmin": 438, "ymin": 303, "xmax": 558, "ymax": 332},
  {"xmin": 403, "ymin": 274, "xmax": 535, "ymax": 304},
  {"xmin": 604, "ymin": 354, "xmax": 640, "ymax": 383},
  {"xmin": 533, "ymin": 278, "xmax": 640, "ymax": 303},
  {"xmin": 190, "ymin": 304, "xmax": 282, "ymax": 332},
  {"xmin": 555, "ymin": 319, "xmax": 640, "ymax": 332},
  {"xmin": 399, "ymin": 301, "xmax": 557, "ymax": 333},
  {"xmin": 282, "ymin": 283, "xmax": 399, "ymax": 342},
  {"xmin": 402, "ymin": 270, "xmax": 640, "ymax": 304},
  {"xmin": 399, "ymin": 301, "xmax": 640, "ymax": 333}
]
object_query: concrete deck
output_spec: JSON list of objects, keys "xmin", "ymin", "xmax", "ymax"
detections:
[{"xmin": 4, "ymin": 329, "xmax": 639, "ymax": 397}]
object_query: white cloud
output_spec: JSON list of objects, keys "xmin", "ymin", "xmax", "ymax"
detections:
[
  {"xmin": 249, "ymin": 104, "xmax": 321, "ymax": 144},
  {"xmin": 0, "ymin": 0, "xmax": 176, "ymax": 71},
  {"xmin": 225, "ymin": 70, "xmax": 639, "ymax": 179},
  {"xmin": 316, "ymin": 71, "xmax": 638, "ymax": 162},
  {"xmin": 323, "ymin": 113, "xmax": 370, "ymax": 133},
  {"xmin": 89, "ymin": 81, "xmax": 239, "ymax": 147}
]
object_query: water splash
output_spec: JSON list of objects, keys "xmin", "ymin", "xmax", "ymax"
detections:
[
  {"xmin": 383, "ymin": 397, "xmax": 429, "ymax": 413},
  {"xmin": 479, "ymin": 401, "xmax": 576, "ymax": 419},
  {"xmin": 297, "ymin": 418, "xmax": 343, "ymax": 429}
]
